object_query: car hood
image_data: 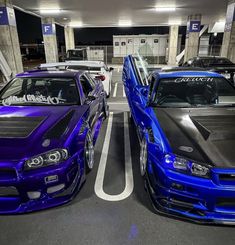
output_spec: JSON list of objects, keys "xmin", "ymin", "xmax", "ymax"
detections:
[
  {"xmin": 154, "ymin": 107, "xmax": 235, "ymax": 168},
  {"xmin": 0, "ymin": 105, "xmax": 88, "ymax": 161}
]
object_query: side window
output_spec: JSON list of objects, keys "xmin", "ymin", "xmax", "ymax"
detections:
[{"xmin": 80, "ymin": 75, "xmax": 93, "ymax": 97}]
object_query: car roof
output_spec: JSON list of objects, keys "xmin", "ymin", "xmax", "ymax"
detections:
[
  {"xmin": 39, "ymin": 61, "xmax": 104, "ymax": 69},
  {"xmin": 195, "ymin": 56, "xmax": 228, "ymax": 60},
  {"xmin": 161, "ymin": 67, "xmax": 206, "ymax": 72},
  {"xmin": 154, "ymin": 70, "xmax": 223, "ymax": 79},
  {"xmin": 66, "ymin": 60, "xmax": 104, "ymax": 67},
  {"xmin": 16, "ymin": 70, "xmax": 83, "ymax": 78}
]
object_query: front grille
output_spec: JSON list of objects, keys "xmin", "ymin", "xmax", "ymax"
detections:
[
  {"xmin": 219, "ymin": 174, "xmax": 235, "ymax": 182},
  {"xmin": 0, "ymin": 117, "xmax": 45, "ymax": 138},
  {"xmin": 0, "ymin": 168, "xmax": 17, "ymax": 180},
  {"xmin": 216, "ymin": 198, "xmax": 235, "ymax": 208},
  {"xmin": 0, "ymin": 186, "xmax": 19, "ymax": 197}
]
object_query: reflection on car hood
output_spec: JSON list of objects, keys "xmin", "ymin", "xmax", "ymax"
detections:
[
  {"xmin": 154, "ymin": 107, "xmax": 235, "ymax": 168},
  {"xmin": 0, "ymin": 105, "xmax": 88, "ymax": 161}
]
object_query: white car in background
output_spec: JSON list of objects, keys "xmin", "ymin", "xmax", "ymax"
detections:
[
  {"xmin": 66, "ymin": 61, "xmax": 114, "ymax": 97},
  {"xmin": 39, "ymin": 61, "xmax": 114, "ymax": 97}
]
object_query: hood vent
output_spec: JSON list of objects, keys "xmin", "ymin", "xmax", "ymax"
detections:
[
  {"xmin": 44, "ymin": 110, "xmax": 75, "ymax": 139},
  {"xmin": 0, "ymin": 117, "xmax": 45, "ymax": 138}
]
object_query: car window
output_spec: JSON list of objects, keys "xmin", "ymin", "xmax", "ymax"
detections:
[
  {"xmin": 80, "ymin": 75, "xmax": 94, "ymax": 97},
  {"xmin": 152, "ymin": 77, "xmax": 235, "ymax": 107},
  {"xmin": 0, "ymin": 77, "xmax": 80, "ymax": 106}
]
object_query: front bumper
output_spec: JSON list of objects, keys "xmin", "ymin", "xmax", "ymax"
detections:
[
  {"xmin": 147, "ymin": 155, "xmax": 235, "ymax": 224},
  {"xmin": 0, "ymin": 155, "xmax": 85, "ymax": 214}
]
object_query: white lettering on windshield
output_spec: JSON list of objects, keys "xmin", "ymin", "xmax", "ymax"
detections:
[
  {"xmin": 175, "ymin": 77, "xmax": 215, "ymax": 83},
  {"xmin": 2, "ymin": 95, "xmax": 65, "ymax": 106}
]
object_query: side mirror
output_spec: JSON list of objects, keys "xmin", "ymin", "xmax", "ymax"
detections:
[
  {"xmin": 109, "ymin": 67, "xmax": 114, "ymax": 72},
  {"xmin": 85, "ymin": 95, "xmax": 97, "ymax": 103}
]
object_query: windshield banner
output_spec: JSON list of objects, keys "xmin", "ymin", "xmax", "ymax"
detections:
[{"xmin": 2, "ymin": 95, "xmax": 65, "ymax": 106}]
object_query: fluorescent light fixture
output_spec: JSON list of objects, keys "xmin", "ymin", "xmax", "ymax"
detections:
[
  {"xmin": 155, "ymin": 7, "xmax": 176, "ymax": 12},
  {"xmin": 69, "ymin": 22, "xmax": 83, "ymax": 28},
  {"xmin": 118, "ymin": 20, "xmax": 132, "ymax": 27},
  {"xmin": 168, "ymin": 21, "xmax": 182, "ymax": 26},
  {"xmin": 40, "ymin": 9, "xmax": 61, "ymax": 14}
]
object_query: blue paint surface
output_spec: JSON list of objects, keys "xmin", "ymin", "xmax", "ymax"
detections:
[{"xmin": 0, "ymin": 7, "xmax": 9, "ymax": 25}]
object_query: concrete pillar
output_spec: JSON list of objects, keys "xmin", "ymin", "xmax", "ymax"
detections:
[
  {"xmin": 0, "ymin": 0, "xmax": 23, "ymax": 77},
  {"xmin": 41, "ymin": 17, "xmax": 58, "ymax": 63},
  {"xmin": 168, "ymin": 25, "xmax": 179, "ymax": 66},
  {"xmin": 184, "ymin": 14, "xmax": 202, "ymax": 62},
  {"xmin": 221, "ymin": 0, "xmax": 235, "ymax": 62},
  {"xmin": 65, "ymin": 26, "xmax": 75, "ymax": 51}
]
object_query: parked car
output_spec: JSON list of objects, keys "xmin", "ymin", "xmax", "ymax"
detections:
[
  {"xmin": 0, "ymin": 69, "xmax": 109, "ymax": 214},
  {"xmin": 182, "ymin": 56, "xmax": 235, "ymax": 84},
  {"xmin": 40, "ymin": 61, "xmax": 114, "ymax": 97},
  {"xmin": 65, "ymin": 49, "xmax": 88, "ymax": 61},
  {"xmin": 123, "ymin": 54, "xmax": 235, "ymax": 224}
]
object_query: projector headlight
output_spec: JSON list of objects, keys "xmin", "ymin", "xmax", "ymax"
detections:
[
  {"xmin": 164, "ymin": 154, "xmax": 210, "ymax": 178},
  {"xmin": 25, "ymin": 149, "xmax": 69, "ymax": 171}
]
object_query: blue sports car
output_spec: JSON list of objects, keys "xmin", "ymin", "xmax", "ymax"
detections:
[
  {"xmin": 123, "ymin": 55, "xmax": 235, "ymax": 224},
  {"xmin": 0, "ymin": 68, "xmax": 108, "ymax": 214}
]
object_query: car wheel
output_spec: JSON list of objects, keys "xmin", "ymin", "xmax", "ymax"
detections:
[
  {"xmin": 85, "ymin": 133, "xmax": 95, "ymax": 173},
  {"xmin": 103, "ymin": 99, "xmax": 109, "ymax": 119},
  {"xmin": 140, "ymin": 138, "xmax": 147, "ymax": 177}
]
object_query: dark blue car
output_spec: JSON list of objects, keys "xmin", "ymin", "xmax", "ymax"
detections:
[
  {"xmin": 0, "ymin": 69, "xmax": 108, "ymax": 214},
  {"xmin": 123, "ymin": 55, "xmax": 235, "ymax": 224}
]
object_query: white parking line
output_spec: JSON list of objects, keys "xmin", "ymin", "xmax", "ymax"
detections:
[
  {"xmin": 94, "ymin": 112, "xmax": 134, "ymax": 201},
  {"xmin": 123, "ymin": 85, "xmax": 126, "ymax": 97},
  {"xmin": 112, "ymin": 82, "xmax": 118, "ymax": 97}
]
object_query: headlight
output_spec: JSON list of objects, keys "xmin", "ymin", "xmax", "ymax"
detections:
[
  {"xmin": 164, "ymin": 154, "xmax": 210, "ymax": 178},
  {"xmin": 25, "ymin": 149, "xmax": 69, "ymax": 170}
]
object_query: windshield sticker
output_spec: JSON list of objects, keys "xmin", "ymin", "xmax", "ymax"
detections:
[
  {"xmin": 174, "ymin": 77, "xmax": 215, "ymax": 83},
  {"xmin": 2, "ymin": 95, "xmax": 65, "ymax": 106}
]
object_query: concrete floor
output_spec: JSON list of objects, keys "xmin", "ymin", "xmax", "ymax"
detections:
[{"xmin": 1, "ymin": 70, "xmax": 235, "ymax": 245}]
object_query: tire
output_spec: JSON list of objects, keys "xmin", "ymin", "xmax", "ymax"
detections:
[
  {"xmin": 140, "ymin": 137, "xmax": 148, "ymax": 177},
  {"xmin": 103, "ymin": 98, "xmax": 109, "ymax": 119},
  {"xmin": 84, "ymin": 132, "xmax": 95, "ymax": 174}
]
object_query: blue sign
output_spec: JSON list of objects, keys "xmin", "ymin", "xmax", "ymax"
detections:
[
  {"xmin": 0, "ymin": 7, "xmax": 9, "ymax": 25},
  {"xmin": 42, "ymin": 24, "xmax": 54, "ymax": 35},
  {"xmin": 189, "ymin": 21, "xmax": 201, "ymax": 32}
]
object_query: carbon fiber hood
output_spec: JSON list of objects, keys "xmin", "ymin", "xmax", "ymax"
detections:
[{"xmin": 154, "ymin": 107, "xmax": 235, "ymax": 168}]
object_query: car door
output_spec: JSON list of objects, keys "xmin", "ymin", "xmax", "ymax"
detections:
[
  {"xmin": 123, "ymin": 55, "xmax": 149, "ymax": 132},
  {"xmin": 79, "ymin": 74, "xmax": 103, "ymax": 133}
]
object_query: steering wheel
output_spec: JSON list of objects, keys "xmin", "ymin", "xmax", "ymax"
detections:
[{"xmin": 157, "ymin": 95, "xmax": 178, "ymax": 105}]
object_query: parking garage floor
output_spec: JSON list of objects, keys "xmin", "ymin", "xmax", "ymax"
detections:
[{"xmin": 1, "ymin": 69, "xmax": 235, "ymax": 245}]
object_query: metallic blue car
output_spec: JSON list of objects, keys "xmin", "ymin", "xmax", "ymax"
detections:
[
  {"xmin": 0, "ymin": 69, "xmax": 108, "ymax": 214},
  {"xmin": 123, "ymin": 55, "xmax": 235, "ymax": 224}
]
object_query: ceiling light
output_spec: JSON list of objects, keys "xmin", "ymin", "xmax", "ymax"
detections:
[
  {"xmin": 69, "ymin": 22, "xmax": 83, "ymax": 28},
  {"xmin": 168, "ymin": 21, "xmax": 182, "ymax": 26},
  {"xmin": 118, "ymin": 20, "xmax": 132, "ymax": 27},
  {"xmin": 40, "ymin": 9, "xmax": 61, "ymax": 14},
  {"xmin": 155, "ymin": 7, "xmax": 176, "ymax": 12}
]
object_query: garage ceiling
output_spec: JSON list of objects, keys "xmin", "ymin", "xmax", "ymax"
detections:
[{"xmin": 12, "ymin": 0, "xmax": 228, "ymax": 27}]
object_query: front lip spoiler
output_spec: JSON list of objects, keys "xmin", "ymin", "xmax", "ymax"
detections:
[{"xmin": 144, "ymin": 172, "xmax": 235, "ymax": 226}]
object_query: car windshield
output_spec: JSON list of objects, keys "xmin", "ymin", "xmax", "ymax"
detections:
[
  {"xmin": 0, "ymin": 77, "xmax": 80, "ymax": 106},
  {"xmin": 201, "ymin": 58, "xmax": 233, "ymax": 67},
  {"xmin": 153, "ymin": 77, "xmax": 235, "ymax": 108},
  {"xmin": 67, "ymin": 50, "xmax": 87, "ymax": 60}
]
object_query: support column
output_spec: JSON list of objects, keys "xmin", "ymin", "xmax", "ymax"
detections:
[
  {"xmin": 0, "ymin": 0, "xmax": 23, "ymax": 77},
  {"xmin": 168, "ymin": 25, "xmax": 179, "ymax": 66},
  {"xmin": 184, "ymin": 14, "xmax": 201, "ymax": 62},
  {"xmin": 64, "ymin": 26, "xmax": 75, "ymax": 51},
  {"xmin": 41, "ymin": 17, "xmax": 58, "ymax": 63},
  {"xmin": 221, "ymin": 0, "xmax": 235, "ymax": 62}
]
